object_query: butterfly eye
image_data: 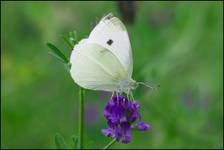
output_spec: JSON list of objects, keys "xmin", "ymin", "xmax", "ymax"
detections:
[{"xmin": 107, "ymin": 39, "xmax": 113, "ymax": 45}]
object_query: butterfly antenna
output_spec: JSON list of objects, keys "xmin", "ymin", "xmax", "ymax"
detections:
[{"xmin": 137, "ymin": 81, "xmax": 160, "ymax": 91}]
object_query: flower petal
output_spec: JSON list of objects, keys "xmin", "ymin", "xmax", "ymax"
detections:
[
  {"xmin": 135, "ymin": 122, "xmax": 150, "ymax": 131},
  {"xmin": 114, "ymin": 124, "xmax": 131, "ymax": 144},
  {"xmin": 101, "ymin": 128, "xmax": 115, "ymax": 138},
  {"xmin": 120, "ymin": 128, "xmax": 131, "ymax": 144}
]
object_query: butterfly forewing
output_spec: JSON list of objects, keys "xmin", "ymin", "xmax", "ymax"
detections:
[{"xmin": 88, "ymin": 13, "xmax": 133, "ymax": 78}]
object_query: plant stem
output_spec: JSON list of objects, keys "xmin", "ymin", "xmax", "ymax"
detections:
[
  {"xmin": 103, "ymin": 139, "xmax": 116, "ymax": 149},
  {"xmin": 78, "ymin": 87, "xmax": 84, "ymax": 149}
]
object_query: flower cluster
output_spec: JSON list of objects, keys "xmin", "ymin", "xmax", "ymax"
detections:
[{"xmin": 102, "ymin": 95, "xmax": 150, "ymax": 143}]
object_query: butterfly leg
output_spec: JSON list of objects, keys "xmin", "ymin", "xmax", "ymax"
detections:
[
  {"xmin": 116, "ymin": 92, "xmax": 119, "ymax": 100},
  {"xmin": 110, "ymin": 91, "xmax": 115, "ymax": 99},
  {"xmin": 130, "ymin": 91, "xmax": 135, "ymax": 101},
  {"xmin": 126, "ymin": 89, "xmax": 130, "ymax": 100}
]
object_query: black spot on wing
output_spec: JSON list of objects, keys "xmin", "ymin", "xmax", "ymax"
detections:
[{"xmin": 107, "ymin": 39, "xmax": 113, "ymax": 45}]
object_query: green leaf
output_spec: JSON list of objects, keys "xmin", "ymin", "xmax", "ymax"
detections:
[
  {"xmin": 48, "ymin": 51, "xmax": 65, "ymax": 64},
  {"xmin": 55, "ymin": 133, "xmax": 68, "ymax": 149},
  {"xmin": 70, "ymin": 135, "xmax": 79, "ymax": 149},
  {"xmin": 48, "ymin": 51, "xmax": 71, "ymax": 72},
  {"xmin": 61, "ymin": 35, "xmax": 73, "ymax": 49},
  {"xmin": 46, "ymin": 42, "xmax": 69, "ymax": 63},
  {"xmin": 69, "ymin": 31, "xmax": 77, "ymax": 46}
]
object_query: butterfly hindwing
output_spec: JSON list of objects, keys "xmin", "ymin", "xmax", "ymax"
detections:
[{"xmin": 70, "ymin": 39, "xmax": 128, "ymax": 92}]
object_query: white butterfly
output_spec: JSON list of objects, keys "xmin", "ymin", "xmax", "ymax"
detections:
[{"xmin": 70, "ymin": 13, "xmax": 152, "ymax": 94}]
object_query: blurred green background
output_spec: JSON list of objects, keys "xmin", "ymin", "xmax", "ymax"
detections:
[{"xmin": 1, "ymin": 1, "xmax": 223, "ymax": 149}]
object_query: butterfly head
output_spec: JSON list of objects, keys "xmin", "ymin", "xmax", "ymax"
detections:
[
  {"xmin": 118, "ymin": 79, "xmax": 138, "ymax": 94},
  {"xmin": 118, "ymin": 79, "xmax": 160, "ymax": 94}
]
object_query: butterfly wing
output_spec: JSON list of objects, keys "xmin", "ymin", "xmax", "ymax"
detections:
[
  {"xmin": 88, "ymin": 13, "xmax": 133, "ymax": 78},
  {"xmin": 70, "ymin": 39, "xmax": 128, "ymax": 92}
]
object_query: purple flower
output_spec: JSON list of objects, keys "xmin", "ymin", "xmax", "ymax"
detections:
[
  {"xmin": 101, "ymin": 96, "xmax": 150, "ymax": 144},
  {"xmin": 135, "ymin": 122, "xmax": 150, "ymax": 131}
]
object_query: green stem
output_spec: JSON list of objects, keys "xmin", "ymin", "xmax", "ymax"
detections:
[
  {"xmin": 103, "ymin": 139, "xmax": 116, "ymax": 149},
  {"xmin": 78, "ymin": 87, "xmax": 84, "ymax": 149}
]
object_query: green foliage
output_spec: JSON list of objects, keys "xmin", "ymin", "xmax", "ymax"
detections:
[
  {"xmin": 61, "ymin": 35, "xmax": 73, "ymax": 49},
  {"xmin": 71, "ymin": 135, "xmax": 79, "ymax": 149},
  {"xmin": 47, "ymin": 43, "xmax": 69, "ymax": 64},
  {"xmin": 55, "ymin": 134, "xmax": 81, "ymax": 149},
  {"xmin": 69, "ymin": 31, "xmax": 78, "ymax": 46},
  {"xmin": 55, "ymin": 133, "xmax": 68, "ymax": 149}
]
